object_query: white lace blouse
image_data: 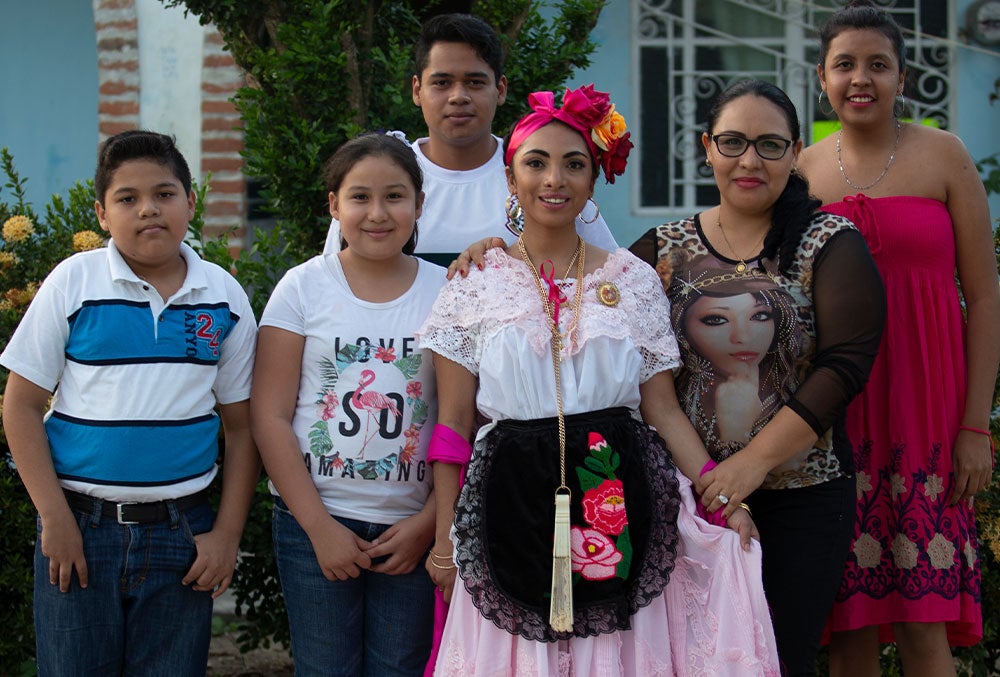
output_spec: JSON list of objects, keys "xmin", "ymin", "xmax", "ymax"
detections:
[{"xmin": 417, "ymin": 248, "xmax": 680, "ymax": 422}]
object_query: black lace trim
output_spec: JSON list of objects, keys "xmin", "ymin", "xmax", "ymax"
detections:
[{"xmin": 453, "ymin": 418, "xmax": 681, "ymax": 642}]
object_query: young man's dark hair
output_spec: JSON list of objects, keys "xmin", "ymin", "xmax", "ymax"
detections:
[{"xmin": 413, "ymin": 13, "xmax": 504, "ymax": 84}]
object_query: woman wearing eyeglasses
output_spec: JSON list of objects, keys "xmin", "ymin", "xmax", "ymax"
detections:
[{"xmin": 630, "ymin": 79, "xmax": 887, "ymax": 676}]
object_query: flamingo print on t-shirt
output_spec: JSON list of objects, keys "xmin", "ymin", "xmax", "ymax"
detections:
[
  {"xmin": 306, "ymin": 337, "xmax": 431, "ymax": 487},
  {"xmin": 351, "ymin": 369, "xmax": 403, "ymax": 458}
]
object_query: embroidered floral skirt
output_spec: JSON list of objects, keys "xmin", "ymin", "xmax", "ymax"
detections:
[{"xmin": 434, "ymin": 408, "xmax": 782, "ymax": 676}]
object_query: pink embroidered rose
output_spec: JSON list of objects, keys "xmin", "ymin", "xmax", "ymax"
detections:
[
  {"xmin": 406, "ymin": 380, "xmax": 422, "ymax": 398},
  {"xmin": 582, "ymin": 479, "xmax": 628, "ymax": 535},
  {"xmin": 571, "ymin": 527, "xmax": 622, "ymax": 580}
]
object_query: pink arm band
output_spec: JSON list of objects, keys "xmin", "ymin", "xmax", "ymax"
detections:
[
  {"xmin": 428, "ymin": 424, "xmax": 472, "ymax": 467},
  {"xmin": 695, "ymin": 459, "xmax": 726, "ymax": 526}
]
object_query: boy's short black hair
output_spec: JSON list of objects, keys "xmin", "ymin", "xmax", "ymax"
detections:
[
  {"xmin": 413, "ymin": 13, "xmax": 504, "ymax": 84},
  {"xmin": 94, "ymin": 131, "xmax": 193, "ymax": 206}
]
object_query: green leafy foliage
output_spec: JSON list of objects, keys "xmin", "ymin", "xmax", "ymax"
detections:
[
  {"xmin": 0, "ymin": 463, "xmax": 37, "ymax": 672},
  {"xmin": 163, "ymin": 0, "xmax": 604, "ymax": 266}
]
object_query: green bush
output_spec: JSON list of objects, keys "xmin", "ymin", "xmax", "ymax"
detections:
[{"xmin": 165, "ymin": 0, "xmax": 606, "ymax": 263}]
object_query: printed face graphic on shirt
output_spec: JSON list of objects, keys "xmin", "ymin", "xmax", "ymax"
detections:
[
  {"xmin": 684, "ymin": 293, "xmax": 776, "ymax": 378},
  {"xmin": 668, "ymin": 253, "xmax": 802, "ymax": 455}
]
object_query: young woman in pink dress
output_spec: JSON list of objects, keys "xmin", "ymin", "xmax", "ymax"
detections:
[{"xmin": 798, "ymin": 2, "xmax": 1000, "ymax": 675}]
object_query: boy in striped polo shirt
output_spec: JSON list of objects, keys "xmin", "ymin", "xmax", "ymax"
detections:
[{"xmin": 1, "ymin": 130, "xmax": 259, "ymax": 675}]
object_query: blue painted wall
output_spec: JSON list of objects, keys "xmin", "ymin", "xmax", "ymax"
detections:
[
  {"xmin": 573, "ymin": 0, "xmax": 1000, "ymax": 244},
  {"xmin": 0, "ymin": 1, "xmax": 99, "ymax": 212},
  {"xmin": 956, "ymin": 0, "xmax": 1000, "ymax": 218}
]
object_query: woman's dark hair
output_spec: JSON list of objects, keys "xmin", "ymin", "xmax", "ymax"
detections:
[
  {"xmin": 322, "ymin": 133, "xmax": 422, "ymax": 256},
  {"xmin": 818, "ymin": 0, "xmax": 907, "ymax": 75},
  {"xmin": 94, "ymin": 130, "xmax": 192, "ymax": 207},
  {"xmin": 705, "ymin": 79, "xmax": 821, "ymax": 275},
  {"xmin": 414, "ymin": 13, "xmax": 504, "ymax": 85}
]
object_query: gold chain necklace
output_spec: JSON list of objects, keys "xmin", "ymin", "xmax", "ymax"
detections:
[
  {"xmin": 717, "ymin": 218, "xmax": 767, "ymax": 274},
  {"xmin": 837, "ymin": 118, "xmax": 901, "ymax": 192},
  {"xmin": 516, "ymin": 234, "xmax": 585, "ymax": 633}
]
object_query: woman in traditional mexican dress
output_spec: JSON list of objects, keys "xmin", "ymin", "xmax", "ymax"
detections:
[{"xmin": 418, "ymin": 84, "xmax": 780, "ymax": 676}]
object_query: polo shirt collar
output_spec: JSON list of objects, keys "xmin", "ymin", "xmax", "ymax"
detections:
[{"xmin": 106, "ymin": 239, "xmax": 209, "ymax": 293}]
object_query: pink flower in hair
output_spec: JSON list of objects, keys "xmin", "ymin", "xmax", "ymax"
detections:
[
  {"xmin": 559, "ymin": 84, "xmax": 611, "ymax": 127},
  {"xmin": 507, "ymin": 84, "xmax": 633, "ymax": 183}
]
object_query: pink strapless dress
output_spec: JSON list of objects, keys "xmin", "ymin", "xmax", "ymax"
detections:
[{"xmin": 822, "ymin": 194, "xmax": 981, "ymax": 645}]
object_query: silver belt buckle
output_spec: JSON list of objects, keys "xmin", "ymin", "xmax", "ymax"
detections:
[{"xmin": 116, "ymin": 502, "xmax": 140, "ymax": 524}]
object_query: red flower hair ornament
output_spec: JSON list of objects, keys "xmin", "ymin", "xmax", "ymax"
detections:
[{"xmin": 505, "ymin": 84, "xmax": 633, "ymax": 184}]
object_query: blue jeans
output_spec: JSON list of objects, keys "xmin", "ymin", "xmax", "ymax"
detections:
[
  {"xmin": 272, "ymin": 497, "xmax": 434, "ymax": 677},
  {"xmin": 33, "ymin": 499, "xmax": 215, "ymax": 676}
]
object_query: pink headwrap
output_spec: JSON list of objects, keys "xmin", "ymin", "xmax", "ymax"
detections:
[{"xmin": 504, "ymin": 84, "xmax": 634, "ymax": 184}]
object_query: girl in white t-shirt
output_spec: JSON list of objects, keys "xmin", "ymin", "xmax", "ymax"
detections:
[{"xmin": 251, "ymin": 133, "xmax": 447, "ymax": 676}]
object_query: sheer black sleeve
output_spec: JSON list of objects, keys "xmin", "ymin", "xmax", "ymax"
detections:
[
  {"xmin": 785, "ymin": 228, "xmax": 886, "ymax": 435},
  {"xmin": 628, "ymin": 227, "xmax": 660, "ymax": 268}
]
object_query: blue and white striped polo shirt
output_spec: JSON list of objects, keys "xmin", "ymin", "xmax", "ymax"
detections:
[{"xmin": 0, "ymin": 240, "xmax": 256, "ymax": 501}]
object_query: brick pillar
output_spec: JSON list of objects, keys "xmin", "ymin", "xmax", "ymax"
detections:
[
  {"xmin": 201, "ymin": 30, "xmax": 247, "ymax": 252},
  {"xmin": 94, "ymin": 0, "xmax": 140, "ymax": 141}
]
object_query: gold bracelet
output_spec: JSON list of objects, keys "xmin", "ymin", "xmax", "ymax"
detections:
[
  {"xmin": 738, "ymin": 502, "xmax": 752, "ymax": 517},
  {"xmin": 428, "ymin": 558, "xmax": 456, "ymax": 570},
  {"xmin": 429, "ymin": 550, "xmax": 453, "ymax": 561}
]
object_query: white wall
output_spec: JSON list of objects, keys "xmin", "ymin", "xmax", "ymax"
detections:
[{"xmin": 136, "ymin": 0, "xmax": 205, "ymax": 178}]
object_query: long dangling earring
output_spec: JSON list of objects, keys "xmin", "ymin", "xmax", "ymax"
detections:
[
  {"xmin": 817, "ymin": 89, "xmax": 834, "ymax": 117},
  {"xmin": 505, "ymin": 193, "xmax": 524, "ymax": 236},
  {"xmin": 578, "ymin": 198, "xmax": 600, "ymax": 224},
  {"xmin": 893, "ymin": 92, "xmax": 907, "ymax": 118}
]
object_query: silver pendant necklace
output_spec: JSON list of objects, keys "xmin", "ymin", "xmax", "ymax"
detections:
[{"xmin": 837, "ymin": 118, "xmax": 901, "ymax": 192}]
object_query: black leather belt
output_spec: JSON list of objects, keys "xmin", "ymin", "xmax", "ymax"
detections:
[{"xmin": 63, "ymin": 488, "xmax": 211, "ymax": 524}]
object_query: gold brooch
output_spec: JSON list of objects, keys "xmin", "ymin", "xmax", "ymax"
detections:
[{"xmin": 597, "ymin": 282, "xmax": 620, "ymax": 307}]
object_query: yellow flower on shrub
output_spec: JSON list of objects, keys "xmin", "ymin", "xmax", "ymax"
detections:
[
  {"xmin": 591, "ymin": 105, "xmax": 627, "ymax": 151},
  {"xmin": 3, "ymin": 281, "xmax": 38, "ymax": 309},
  {"xmin": 73, "ymin": 230, "xmax": 105, "ymax": 252},
  {"xmin": 2, "ymin": 215, "xmax": 34, "ymax": 243},
  {"xmin": 0, "ymin": 251, "xmax": 18, "ymax": 267}
]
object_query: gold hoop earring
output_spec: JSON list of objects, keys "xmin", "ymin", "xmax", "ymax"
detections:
[
  {"xmin": 578, "ymin": 198, "xmax": 600, "ymax": 225},
  {"xmin": 505, "ymin": 193, "xmax": 524, "ymax": 236}
]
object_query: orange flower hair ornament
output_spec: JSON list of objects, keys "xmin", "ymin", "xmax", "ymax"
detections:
[{"xmin": 505, "ymin": 84, "xmax": 633, "ymax": 184}]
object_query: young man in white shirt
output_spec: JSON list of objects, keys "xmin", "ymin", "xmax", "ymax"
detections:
[{"xmin": 324, "ymin": 13, "xmax": 616, "ymax": 265}]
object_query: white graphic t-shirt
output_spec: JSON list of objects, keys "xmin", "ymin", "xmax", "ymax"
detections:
[{"xmin": 260, "ymin": 254, "xmax": 447, "ymax": 523}]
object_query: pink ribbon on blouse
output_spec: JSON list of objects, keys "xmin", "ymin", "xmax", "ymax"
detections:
[{"xmin": 539, "ymin": 260, "xmax": 568, "ymax": 327}]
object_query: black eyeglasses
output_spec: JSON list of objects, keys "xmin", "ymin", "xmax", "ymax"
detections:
[{"xmin": 711, "ymin": 134, "xmax": 793, "ymax": 161}]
